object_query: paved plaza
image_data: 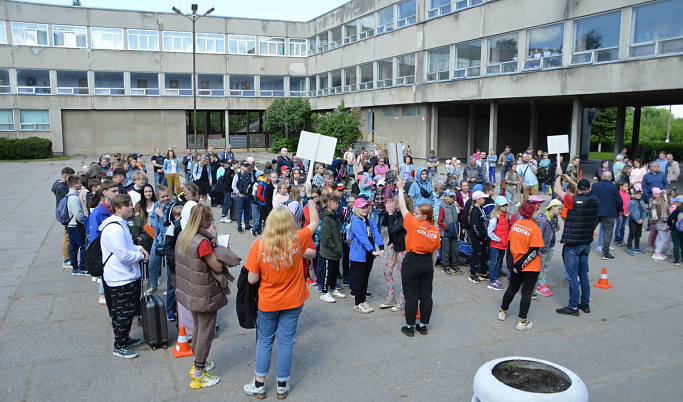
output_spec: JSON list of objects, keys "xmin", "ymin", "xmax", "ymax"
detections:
[{"xmin": 0, "ymin": 155, "xmax": 682, "ymax": 401}]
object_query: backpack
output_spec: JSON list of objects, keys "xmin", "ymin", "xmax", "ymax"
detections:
[
  {"xmin": 676, "ymin": 213, "xmax": 683, "ymax": 232},
  {"xmin": 313, "ymin": 225, "xmax": 322, "ymax": 248},
  {"xmin": 344, "ymin": 215, "xmax": 355, "ymax": 247},
  {"xmin": 285, "ymin": 199, "xmax": 305, "ymax": 228},
  {"xmin": 213, "ymin": 174, "xmax": 224, "ymax": 193},
  {"xmin": 55, "ymin": 193, "xmax": 76, "ymax": 225},
  {"xmin": 84, "ymin": 221, "xmax": 121, "ymax": 277}
]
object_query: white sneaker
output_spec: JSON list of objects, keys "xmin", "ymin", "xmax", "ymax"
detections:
[
  {"xmin": 362, "ymin": 302, "xmax": 374, "ymax": 312},
  {"xmin": 98, "ymin": 295, "xmax": 106, "ymax": 305},
  {"xmin": 226, "ymin": 218, "xmax": 232, "ymax": 223},
  {"xmin": 331, "ymin": 289, "xmax": 346, "ymax": 298},
  {"xmin": 243, "ymin": 377, "xmax": 266, "ymax": 398},
  {"xmin": 220, "ymin": 217, "xmax": 227, "ymax": 223},
  {"xmin": 516, "ymin": 320, "xmax": 533, "ymax": 331},
  {"xmin": 97, "ymin": 278, "xmax": 101, "ymax": 284},
  {"xmin": 320, "ymin": 293, "xmax": 336, "ymax": 303},
  {"xmin": 92, "ymin": 276, "xmax": 97, "ymax": 282},
  {"xmin": 498, "ymin": 310, "xmax": 507, "ymax": 321},
  {"xmin": 354, "ymin": 304, "xmax": 368, "ymax": 314}
]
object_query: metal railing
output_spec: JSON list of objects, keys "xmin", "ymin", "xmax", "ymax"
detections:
[
  {"xmin": 229, "ymin": 89, "xmax": 255, "ymax": 97},
  {"xmin": 130, "ymin": 88, "xmax": 160, "ymax": 95},
  {"xmin": 395, "ymin": 75, "xmax": 415, "ymax": 85},
  {"xmin": 359, "ymin": 30, "xmax": 374, "ymax": 40},
  {"xmin": 343, "ymin": 84, "xmax": 357, "ymax": 92},
  {"xmin": 359, "ymin": 82, "xmax": 373, "ymax": 90},
  {"xmin": 95, "ymin": 87, "xmax": 125, "ymax": 95},
  {"xmin": 570, "ymin": 47, "xmax": 618, "ymax": 65},
  {"xmin": 376, "ymin": 78, "xmax": 393, "ymax": 88},
  {"xmin": 628, "ymin": 36, "xmax": 683, "ymax": 59},
  {"xmin": 485, "ymin": 61, "xmax": 517, "ymax": 75},
  {"xmin": 57, "ymin": 87, "xmax": 89, "ymax": 95},
  {"xmin": 426, "ymin": 70, "xmax": 449, "ymax": 82},
  {"xmin": 523, "ymin": 55, "xmax": 563, "ymax": 70},
  {"xmin": 164, "ymin": 88, "xmax": 193, "ymax": 96},
  {"xmin": 344, "ymin": 34, "xmax": 357, "ymax": 45},
  {"xmin": 259, "ymin": 90, "xmax": 285, "ymax": 97},
  {"xmin": 17, "ymin": 86, "xmax": 51, "ymax": 94},
  {"xmin": 198, "ymin": 89, "xmax": 225, "ymax": 96}
]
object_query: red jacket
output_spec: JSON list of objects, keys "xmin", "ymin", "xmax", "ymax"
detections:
[{"xmin": 491, "ymin": 212, "xmax": 510, "ymax": 250}]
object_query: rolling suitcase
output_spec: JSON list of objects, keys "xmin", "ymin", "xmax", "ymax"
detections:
[{"xmin": 140, "ymin": 261, "xmax": 168, "ymax": 350}]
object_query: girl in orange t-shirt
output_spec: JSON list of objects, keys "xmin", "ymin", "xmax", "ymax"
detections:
[
  {"xmin": 243, "ymin": 183, "xmax": 319, "ymax": 399},
  {"xmin": 396, "ymin": 177, "xmax": 441, "ymax": 337},
  {"xmin": 498, "ymin": 200, "xmax": 544, "ymax": 332}
]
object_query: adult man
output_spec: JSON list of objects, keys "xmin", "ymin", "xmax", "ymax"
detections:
[
  {"xmin": 276, "ymin": 148, "xmax": 294, "ymax": 173},
  {"xmin": 182, "ymin": 149, "xmax": 193, "ymax": 183},
  {"xmin": 204, "ymin": 145, "xmax": 214, "ymax": 159},
  {"xmin": 52, "ymin": 166, "xmax": 75, "ymax": 268},
  {"xmin": 497, "ymin": 145, "xmax": 513, "ymax": 183},
  {"xmin": 657, "ymin": 151, "xmax": 668, "ymax": 176},
  {"xmin": 591, "ymin": 171, "xmax": 623, "ymax": 260},
  {"xmin": 426, "ymin": 150, "xmax": 440, "ymax": 184},
  {"xmin": 150, "ymin": 147, "xmax": 165, "ymax": 190},
  {"xmin": 667, "ymin": 153, "xmax": 679, "ymax": 184},
  {"xmin": 553, "ymin": 171, "xmax": 599, "ymax": 317},
  {"xmin": 518, "ymin": 153, "xmax": 539, "ymax": 201},
  {"xmin": 642, "ymin": 161, "xmax": 669, "ymax": 202},
  {"xmin": 232, "ymin": 161, "xmax": 254, "ymax": 234},
  {"xmin": 368, "ymin": 150, "xmax": 378, "ymax": 170},
  {"xmin": 219, "ymin": 144, "xmax": 235, "ymax": 161},
  {"xmin": 463, "ymin": 157, "xmax": 484, "ymax": 185}
]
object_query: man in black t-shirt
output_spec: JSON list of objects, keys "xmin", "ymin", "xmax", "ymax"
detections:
[{"xmin": 151, "ymin": 147, "xmax": 166, "ymax": 191}]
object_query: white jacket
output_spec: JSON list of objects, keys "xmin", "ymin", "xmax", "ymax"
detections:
[{"xmin": 99, "ymin": 215, "xmax": 144, "ymax": 287}]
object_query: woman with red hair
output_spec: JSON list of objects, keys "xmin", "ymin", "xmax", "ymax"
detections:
[{"xmin": 497, "ymin": 199, "xmax": 544, "ymax": 331}]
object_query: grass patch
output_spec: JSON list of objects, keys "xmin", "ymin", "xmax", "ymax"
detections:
[
  {"xmin": 588, "ymin": 152, "xmax": 614, "ymax": 160},
  {"xmin": 0, "ymin": 155, "xmax": 71, "ymax": 163}
]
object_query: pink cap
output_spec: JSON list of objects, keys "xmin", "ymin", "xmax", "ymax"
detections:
[
  {"xmin": 652, "ymin": 187, "xmax": 661, "ymax": 195},
  {"xmin": 354, "ymin": 198, "xmax": 369, "ymax": 208},
  {"xmin": 528, "ymin": 195, "xmax": 544, "ymax": 203},
  {"xmin": 472, "ymin": 191, "xmax": 489, "ymax": 200}
]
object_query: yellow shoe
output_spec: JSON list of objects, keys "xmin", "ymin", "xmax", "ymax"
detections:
[
  {"xmin": 190, "ymin": 371, "xmax": 220, "ymax": 389},
  {"xmin": 189, "ymin": 361, "xmax": 215, "ymax": 376}
]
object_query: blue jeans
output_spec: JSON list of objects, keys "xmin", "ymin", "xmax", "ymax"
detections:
[
  {"xmin": 596, "ymin": 223, "xmax": 603, "ymax": 249},
  {"xmin": 614, "ymin": 215, "xmax": 628, "ymax": 244},
  {"xmin": 500, "ymin": 169, "xmax": 507, "ymax": 184},
  {"xmin": 251, "ymin": 202, "xmax": 261, "ymax": 232},
  {"xmin": 315, "ymin": 254, "xmax": 324, "ymax": 287},
  {"xmin": 184, "ymin": 170, "xmax": 191, "ymax": 184},
  {"xmin": 221, "ymin": 193, "xmax": 233, "ymax": 218},
  {"xmin": 148, "ymin": 247, "xmax": 162, "ymax": 288},
  {"xmin": 373, "ymin": 210, "xmax": 385, "ymax": 233},
  {"xmin": 255, "ymin": 305, "xmax": 304, "ymax": 381},
  {"xmin": 541, "ymin": 183, "xmax": 550, "ymax": 194},
  {"xmin": 563, "ymin": 244, "xmax": 591, "ymax": 309},
  {"xmin": 488, "ymin": 167, "xmax": 496, "ymax": 183},
  {"xmin": 154, "ymin": 172, "xmax": 166, "ymax": 191},
  {"xmin": 346, "ymin": 165, "xmax": 354, "ymax": 175},
  {"xmin": 489, "ymin": 247, "xmax": 505, "ymax": 282},
  {"xmin": 66, "ymin": 226, "xmax": 86, "ymax": 270},
  {"xmin": 236, "ymin": 196, "xmax": 251, "ymax": 229},
  {"xmin": 166, "ymin": 262, "xmax": 176, "ymax": 315}
]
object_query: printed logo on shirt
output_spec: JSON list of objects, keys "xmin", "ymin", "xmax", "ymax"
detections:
[
  {"xmin": 511, "ymin": 225, "xmax": 531, "ymax": 236},
  {"xmin": 417, "ymin": 228, "xmax": 439, "ymax": 239}
]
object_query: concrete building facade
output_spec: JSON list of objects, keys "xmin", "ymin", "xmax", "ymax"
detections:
[{"xmin": 0, "ymin": 0, "xmax": 681, "ymax": 157}]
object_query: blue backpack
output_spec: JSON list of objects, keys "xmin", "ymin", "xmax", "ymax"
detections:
[
  {"xmin": 55, "ymin": 193, "xmax": 76, "ymax": 225},
  {"xmin": 286, "ymin": 199, "xmax": 305, "ymax": 228},
  {"xmin": 344, "ymin": 215, "xmax": 355, "ymax": 247},
  {"xmin": 676, "ymin": 213, "xmax": 683, "ymax": 232}
]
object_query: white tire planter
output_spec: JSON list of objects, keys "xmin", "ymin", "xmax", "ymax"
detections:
[{"xmin": 472, "ymin": 356, "xmax": 588, "ymax": 402}]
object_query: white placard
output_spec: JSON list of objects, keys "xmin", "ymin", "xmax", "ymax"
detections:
[
  {"xmin": 295, "ymin": 130, "xmax": 338, "ymax": 180},
  {"xmin": 217, "ymin": 234, "xmax": 230, "ymax": 248},
  {"xmin": 387, "ymin": 143, "xmax": 400, "ymax": 166},
  {"xmin": 547, "ymin": 135, "xmax": 569, "ymax": 155},
  {"xmin": 295, "ymin": 130, "xmax": 321, "ymax": 162}
]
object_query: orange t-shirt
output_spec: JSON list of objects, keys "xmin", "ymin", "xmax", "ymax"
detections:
[
  {"xmin": 245, "ymin": 227, "xmax": 311, "ymax": 312},
  {"xmin": 509, "ymin": 218, "xmax": 544, "ymax": 272},
  {"xmin": 403, "ymin": 213, "xmax": 441, "ymax": 254}
]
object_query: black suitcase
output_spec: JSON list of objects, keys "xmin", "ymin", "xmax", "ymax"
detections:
[{"xmin": 140, "ymin": 262, "xmax": 168, "ymax": 350}]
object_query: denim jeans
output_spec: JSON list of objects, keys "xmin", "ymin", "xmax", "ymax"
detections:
[
  {"xmin": 346, "ymin": 165, "xmax": 354, "ymax": 175},
  {"xmin": 488, "ymin": 247, "xmax": 505, "ymax": 283},
  {"xmin": 614, "ymin": 215, "xmax": 628, "ymax": 244},
  {"xmin": 500, "ymin": 169, "xmax": 508, "ymax": 184},
  {"xmin": 236, "ymin": 196, "xmax": 251, "ymax": 229},
  {"xmin": 488, "ymin": 167, "xmax": 496, "ymax": 183},
  {"xmin": 154, "ymin": 172, "xmax": 165, "ymax": 191},
  {"xmin": 184, "ymin": 170, "xmax": 191, "ymax": 184},
  {"xmin": 563, "ymin": 244, "xmax": 591, "ymax": 309},
  {"xmin": 148, "ymin": 247, "xmax": 162, "ymax": 288},
  {"xmin": 66, "ymin": 226, "xmax": 86, "ymax": 270},
  {"xmin": 373, "ymin": 210, "xmax": 385, "ymax": 233},
  {"xmin": 255, "ymin": 304, "xmax": 304, "ymax": 381},
  {"xmin": 251, "ymin": 202, "xmax": 261, "ymax": 232},
  {"xmin": 221, "ymin": 193, "xmax": 233, "ymax": 218}
]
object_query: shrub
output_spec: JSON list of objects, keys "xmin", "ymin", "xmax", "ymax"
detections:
[
  {"xmin": 0, "ymin": 136, "xmax": 53, "ymax": 160},
  {"xmin": 590, "ymin": 140, "xmax": 683, "ymax": 161},
  {"xmin": 269, "ymin": 131, "xmax": 299, "ymax": 153}
]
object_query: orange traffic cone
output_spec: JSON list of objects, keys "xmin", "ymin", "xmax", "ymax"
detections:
[
  {"xmin": 403, "ymin": 307, "xmax": 421, "ymax": 320},
  {"xmin": 594, "ymin": 267, "xmax": 613, "ymax": 289},
  {"xmin": 172, "ymin": 325, "xmax": 193, "ymax": 358}
]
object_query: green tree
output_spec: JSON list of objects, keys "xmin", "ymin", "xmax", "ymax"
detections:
[
  {"xmin": 591, "ymin": 107, "xmax": 617, "ymax": 152},
  {"xmin": 312, "ymin": 101, "xmax": 364, "ymax": 157},
  {"xmin": 263, "ymin": 98, "xmax": 312, "ymax": 152}
]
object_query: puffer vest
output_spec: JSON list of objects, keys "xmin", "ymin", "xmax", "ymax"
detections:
[
  {"xmin": 491, "ymin": 212, "xmax": 510, "ymax": 249},
  {"xmin": 561, "ymin": 192, "xmax": 599, "ymax": 246},
  {"xmin": 175, "ymin": 232, "xmax": 228, "ymax": 313}
]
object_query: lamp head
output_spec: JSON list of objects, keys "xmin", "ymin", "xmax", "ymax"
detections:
[
  {"xmin": 191, "ymin": 4, "xmax": 198, "ymax": 14},
  {"xmin": 172, "ymin": 6, "xmax": 182, "ymax": 14}
]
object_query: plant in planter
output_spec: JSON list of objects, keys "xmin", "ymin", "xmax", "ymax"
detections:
[{"xmin": 472, "ymin": 356, "xmax": 588, "ymax": 402}]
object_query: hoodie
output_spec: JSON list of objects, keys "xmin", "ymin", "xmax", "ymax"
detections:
[
  {"xmin": 319, "ymin": 208, "xmax": 343, "ymax": 260},
  {"xmin": 51, "ymin": 180, "xmax": 69, "ymax": 208},
  {"xmin": 99, "ymin": 215, "xmax": 145, "ymax": 287},
  {"xmin": 408, "ymin": 167, "xmax": 437, "ymax": 211}
]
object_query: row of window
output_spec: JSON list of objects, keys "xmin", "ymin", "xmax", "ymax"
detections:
[{"xmin": 0, "ymin": 109, "xmax": 49, "ymax": 131}]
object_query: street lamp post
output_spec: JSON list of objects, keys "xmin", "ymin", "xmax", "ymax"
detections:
[{"xmin": 173, "ymin": 4, "xmax": 214, "ymax": 154}]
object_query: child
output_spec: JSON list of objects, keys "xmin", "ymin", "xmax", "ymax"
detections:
[
  {"xmin": 372, "ymin": 179, "xmax": 392, "ymax": 231},
  {"xmin": 486, "ymin": 196, "xmax": 510, "ymax": 290},
  {"xmin": 651, "ymin": 188, "xmax": 670, "ymax": 260},
  {"xmin": 342, "ymin": 193, "xmax": 358, "ymax": 287},
  {"xmin": 487, "ymin": 149, "xmax": 498, "ymax": 183},
  {"xmin": 323, "ymin": 170, "xmax": 335, "ymax": 192},
  {"xmin": 128, "ymin": 171, "xmax": 148, "ymax": 207},
  {"xmin": 303, "ymin": 187, "xmax": 322, "ymax": 286},
  {"xmin": 272, "ymin": 181, "xmax": 290, "ymax": 209},
  {"xmin": 65, "ymin": 175, "xmax": 87, "ymax": 275},
  {"xmin": 505, "ymin": 163, "xmax": 519, "ymax": 207},
  {"xmin": 318, "ymin": 194, "xmax": 347, "ymax": 302},
  {"xmin": 382, "ymin": 194, "xmax": 409, "ymax": 311},
  {"xmin": 626, "ymin": 189, "xmax": 646, "ymax": 255},
  {"xmin": 312, "ymin": 163, "xmax": 325, "ymax": 187},
  {"xmin": 535, "ymin": 199, "xmax": 561, "ymax": 296},
  {"xmin": 666, "ymin": 195, "xmax": 683, "ymax": 265},
  {"xmin": 647, "ymin": 187, "xmax": 663, "ymax": 252},
  {"xmin": 613, "ymin": 181, "xmax": 631, "ymax": 246},
  {"xmin": 468, "ymin": 191, "xmax": 489, "ymax": 284},
  {"xmin": 438, "ymin": 189, "xmax": 461, "ymax": 276}
]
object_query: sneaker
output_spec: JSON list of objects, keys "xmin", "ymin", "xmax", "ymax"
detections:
[
  {"xmin": 330, "ymin": 289, "xmax": 346, "ymax": 299},
  {"xmin": 320, "ymin": 292, "xmax": 336, "ymax": 303},
  {"xmin": 391, "ymin": 299, "xmax": 405, "ymax": 312},
  {"xmin": 468, "ymin": 275, "xmax": 481, "ymax": 284},
  {"xmin": 245, "ymin": 225, "xmax": 252, "ymax": 231},
  {"xmin": 535, "ymin": 286, "xmax": 553, "ymax": 296},
  {"xmin": 516, "ymin": 320, "xmax": 533, "ymax": 331},
  {"xmin": 220, "ymin": 216, "xmax": 227, "ymax": 223},
  {"xmin": 627, "ymin": 248, "xmax": 634, "ymax": 256},
  {"xmin": 401, "ymin": 326, "xmax": 415, "ymax": 337},
  {"xmin": 316, "ymin": 284, "xmax": 323, "ymax": 293},
  {"xmin": 601, "ymin": 253, "xmax": 615, "ymax": 260},
  {"xmin": 646, "ymin": 245, "xmax": 655, "ymax": 252},
  {"xmin": 354, "ymin": 304, "xmax": 369, "ymax": 314},
  {"xmin": 335, "ymin": 283, "xmax": 343, "ymax": 290},
  {"xmin": 251, "ymin": 230, "xmax": 258, "ymax": 237},
  {"xmin": 578, "ymin": 303, "xmax": 590, "ymax": 313},
  {"xmin": 226, "ymin": 218, "xmax": 232, "ymax": 223},
  {"xmin": 441, "ymin": 267, "xmax": 452, "ymax": 276},
  {"xmin": 531, "ymin": 292, "xmax": 538, "ymax": 299},
  {"xmin": 113, "ymin": 346, "xmax": 138, "ymax": 359},
  {"xmin": 634, "ymin": 248, "xmax": 646, "ymax": 254},
  {"xmin": 190, "ymin": 371, "xmax": 220, "ymax": 389},
  {"xmin": 98, "ymin": 295, "xmax": 106, "ymax": 305},
  {"xmin": 189, "ymin": 361, "xmax": 215, "ymax": 376},
  {"xmin": 237, "ymin": 227, "xmax": 244, "ymax": 234},
  {"xmin": 415, "ymin": 323, "xmax": 428, "ymax": 335},
  {"xmin": 379, "ymin": 296, "xmax": 397, "ymax": 309},
  {"xmin": 126, "ymin": 338, "xmax": 143, "ymax": 347},
  {"xmin": 514, "ymin": 202, "xmax": 521, "ymax": 207},
  {"xmin": 72, "ymin": 268, "xmax": 78, "ymax": 276},
  {"xmin": 163, "ymin": 291, "xmax": 168, "ymax": 296},
  {"xmin": 277, "ymin": 383, "xmax": 291, "ymax": 399},
  {"xmin": 479, "ymin": 273, "xmax": 490, "ymax": 280},
  {"xmin": 362, "ymin": 302, "xmax": 374, "ymax": 312},
  {"xmin": 452, "ymin": 266, "xmax": 464, "ymax": 275},
  {"xmin": 556, "ymin": 306, "xmax": 580, "ymax": 316},
  {"xmin": 350, "ymin": 290, "xmax": 355, "ymax": 297},
  {"xmin": 63, "ymin": 260, "xmax": 71, "ymax": 268},
  {"xmin": 366, "ymin": 291, "xmax": 373, "ymax": 298},
  {"xmin": 498, "ymin": 310, "xmax": 507, "ymax": 321},
  {"xmin": 674, "ymin": 261, "xmax": 681, "ymax": 266},
  {"xmin": 145, "ymin": 287, "xmax": 158, "ymax": 295},
  {"xmin": 97, "ymin": 277, "xmax": 101, "ymax": 284},
  {"xmin": 305, "ymin": 278, "xmax": 316, "ymax": 285},
  {"xmin": 487, "ymin": 281, "xmax": 503, "ymax": 291},
  {"xmin": 342, "ymin": 278, "xmax": 349, "ymax": 287},
  {"xmin": 653, "ymin": 253, "xmax": 667, "ymax": 260},
  {"xmin": 596, "ymin": 247, "xmax": 603, "ymax": 253},
  {"xmin": 167, "ymin": 312, "xmax": 177, "ymax": 322},
  {"xmin": 92, "ymin": 276, "xmax": 97, "ymax": 282}
]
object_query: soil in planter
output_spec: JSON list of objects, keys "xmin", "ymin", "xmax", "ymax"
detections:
[{"xmin": 492, "ymin": 363, "xmax": 571, "ymax": 394}]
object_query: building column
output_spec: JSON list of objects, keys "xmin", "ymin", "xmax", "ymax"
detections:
[
  {"xmin": 614, "ymin": 99, "xmax": 626, "ymax": 158},
  {"xmin": 631, "ymin": 106, "xmax": 641, "ymax": 158},
  {"xmin": 570, "ymin": 96, "xmax": 583, "ymax": 158},
  {"xmin": 488, "ymin": 101, "xmax": 498, "ymax": 155},
  {"xmin": 430, "ymin": 103, "xmax": 438, "ymax": 154},
  {"xmin": 467, "ymin": 104, "xmax": 475, "ymax": 158},
  {"xmin": 529, "ymin": 100, "xmax": 538, "ymax": 149}
]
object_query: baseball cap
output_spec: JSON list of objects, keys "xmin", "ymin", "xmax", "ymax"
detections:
[
  {"xmin": 377, "ymin": 179, "xmax": 387, "ymax": 186},
  {"xmin": 674, "ymin": 195, "xmax": 683, "ymax": 203},
  {"xmin": 652, "ymin": 187, "xmax": 662, "ymax": 195},
  {"xmin": 473, "ymin": 184, "xmax": 483, "ymax": 193},
  {"xmin": 334, "ymin": 183, "xmax": 346, "ymax": 190},
  {"xmin": 472, "ymin": 190, "xmax": 489, "ymax": 200},
  {"xmin": 633, "ymin": 188, "xmax": 643, "ymax": 193},
  {"xmin": 241, "ymin": 161, "xmax": 250, "ymax": 167},
  {"xmin": 545, "ymin": 199, "xmax": 563, "ymax": 210},
  {"xmin": 528, "ymin": 195, "xmax": 544, "ymax": 203},
  {"xmin": 280, "ymin": 166, "xmax": 290, "ymax": 172},
  {"xmin": 495, "ymin": 196, "xmax": 509, "ymax": 206},
  {"xmin": 130, "ymin": 153, "xmax": 139, "ymax": 158},
  {"xmin": 246, "ymin": 157, "xmax": 255, "ymax": 163},
  {"xmin": 443, "ymin": 189, "xmax": 456, "ymax": 196},
  {"xmin": 354, "ymin": 198, "xmax": 370, "ymax": 208},
  {"xmin": 577, "ymin": 179, "xmax": 591, "ymax": 191}
]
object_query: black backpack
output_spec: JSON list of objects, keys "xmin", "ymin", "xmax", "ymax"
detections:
[
  {"xmin": 235, "ymin": 266, "xmax": 259, "ymax": 329},
  {"xmin": 84, "ymin": 221, "xmax": 121, "ymax": 277}
]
